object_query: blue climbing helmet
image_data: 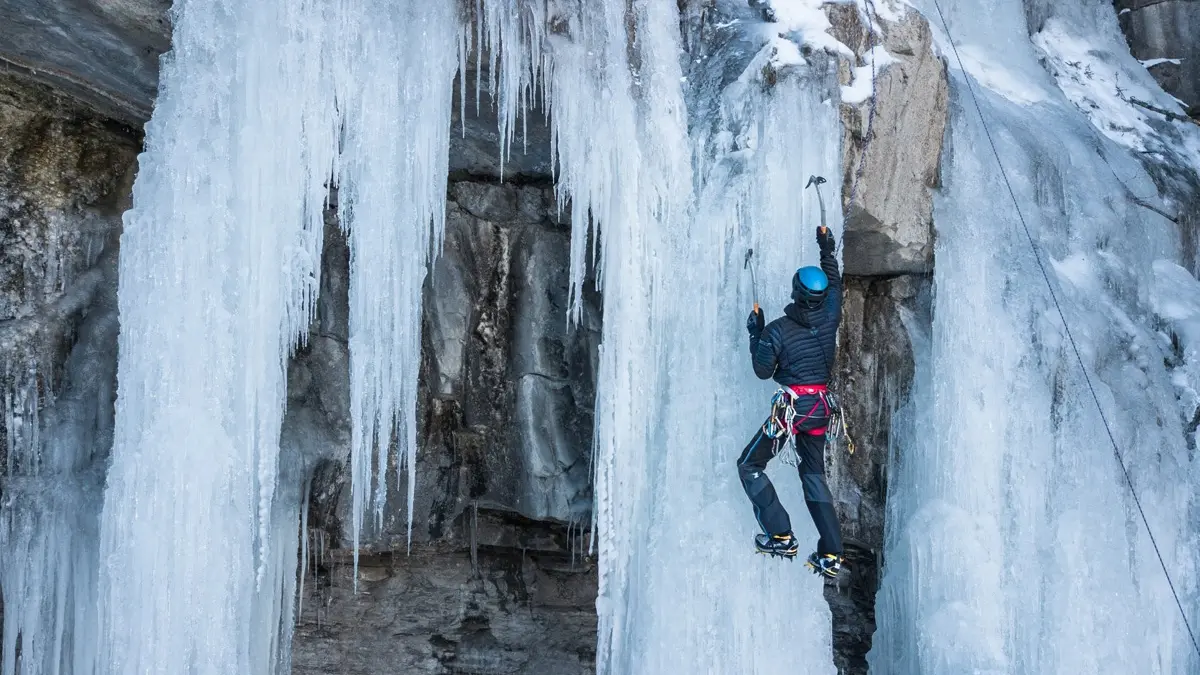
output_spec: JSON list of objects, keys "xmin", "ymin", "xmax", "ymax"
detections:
[{"xmin": 792, "ymin": 266, "xmax": 829, "ymax": 309}]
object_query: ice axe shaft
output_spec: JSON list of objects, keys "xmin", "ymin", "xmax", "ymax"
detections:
[
  {"xmin": 806, "ymin": 175, "xmax": 829, "ymax": 232},
  {"xmin": 744, "ymin": 248, "xmax": 760, "ymax": 313}
]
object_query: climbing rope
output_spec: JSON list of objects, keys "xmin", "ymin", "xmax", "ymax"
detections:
[
  {"xmin": 847, "ymin": 0, "xmax": 883, "ymax": 209},
  {"xmin": 927, "ymin": 0, "xmax": 1200, "ymax": 660}
]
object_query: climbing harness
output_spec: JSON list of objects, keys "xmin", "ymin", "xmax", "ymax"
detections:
[
  {"xmin": 824, "ymin": 391, "xmax": 857, "ymax": 456},
  {"xmin": 928, "ymin": 0, "xmax": 1200, "ymax": 659},
  {"xmin": 760, "ymin": 384, "xmax": 854, "ymax": 464}
]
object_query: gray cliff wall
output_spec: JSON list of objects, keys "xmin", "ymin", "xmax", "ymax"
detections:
[{"xmin": 1115, "ymin": 0, "xmax": 1200, "ymax": 111}]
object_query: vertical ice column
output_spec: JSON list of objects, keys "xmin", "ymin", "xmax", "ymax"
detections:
[
  {"xmin": 332, "ymin": 0, "xmax": 460, "ymax": 558},
  {"xmin": 608, "ymin": 45, "xmax": 844, "ymax": 674},
  {"xmin": 97, "ymin": 0, "xmax": 465, "ymax": 667},
  {"xmin": 871, "ymin": 0, "xmax": 1200, "ymax": 672},
  {"xmin": 96, "ymin": 0, "xmax": 335, "ymax": 672},
  {"xmin": 471, "ymin": 1, "xmax": 846, "ymax": 672},
  {"xmin": 2, "ymin": 365, "xmax": 104, "ymax": 675}
]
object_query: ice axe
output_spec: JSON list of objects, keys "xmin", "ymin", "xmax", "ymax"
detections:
[
  {"xmin": 806, "ymin": 175, "xmax": 829, "ymax": 233},
  {"xmin": 744, "ymin": 248, "xmax": 760, "ymax": 313}
]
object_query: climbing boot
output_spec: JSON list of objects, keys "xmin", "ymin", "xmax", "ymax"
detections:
[
  {"xmin": 755, "ymin": 532, "xmax": 799, "ymax": 559},
  {"xmin": 805, "ymin": 552, "xmax": 844, "ymax": 579}
]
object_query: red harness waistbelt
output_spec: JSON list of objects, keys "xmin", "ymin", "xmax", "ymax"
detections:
[{"xmin": 786, "ymin": 384, "xmax": 827, "ymax": 398}]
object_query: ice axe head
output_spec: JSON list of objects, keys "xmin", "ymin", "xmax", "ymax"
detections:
[{"xmin": 805, "ymin": 175, "xmax": 827, "ymax": 188}]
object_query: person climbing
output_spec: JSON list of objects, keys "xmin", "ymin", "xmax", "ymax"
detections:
[{"xmin": 739, "ymin": 224, "xmax": 845, "ymax": 579}]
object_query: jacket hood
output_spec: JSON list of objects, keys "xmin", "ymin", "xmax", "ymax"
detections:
[{"xmin": 784, "ymin": 301, "xmax": 825, "ymax": 328}]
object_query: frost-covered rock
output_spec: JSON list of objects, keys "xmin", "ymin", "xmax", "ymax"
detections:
[{"xmin": 0, "ymin": 75, "xmax": 135, "ymax": 462}]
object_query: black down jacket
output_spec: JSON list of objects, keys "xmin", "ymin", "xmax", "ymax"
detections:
[{"xmin": 749, "ymin": 247, "xmax": 842, "ymax": 386}]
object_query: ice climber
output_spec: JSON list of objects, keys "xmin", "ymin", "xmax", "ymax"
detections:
[{"xmin": 740, "ymin": 225, "xmax": 845, "ymax": 578}]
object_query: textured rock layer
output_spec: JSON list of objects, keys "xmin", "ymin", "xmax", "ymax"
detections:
[{"xmin": 1117, "ymin": 0, "xmax": 1200, "ymax": 110}]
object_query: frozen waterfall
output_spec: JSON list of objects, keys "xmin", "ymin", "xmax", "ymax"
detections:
[
  {"xmin": 95, "ymin": 0, "xmax": 459, "ymax": 671},
  {"xmin": 870, "ymin": 0, "xmax": 1200, "ymax": 673},
  {"xmin": 83, "ymin": 0, "xmax": 851, "ymax": 671},
  {"xmin": 2, "ymin": 0, "xmax": 1198, "ymax": 673}
]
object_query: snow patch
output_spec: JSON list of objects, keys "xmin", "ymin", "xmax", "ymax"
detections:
[
  {"xmin": 1140, "ymin": 58, "xmax": 1182, "ymax": 69},
  {"xmin": 841, "ymin": 45, "xmax": 897, "ymax": 104},
  {"xmin": 766, "ymin": 0, "xmax": 855, "ymax": 58},
  {"xmin": 1050, "ymin": 253, "xmax": 1098, "ymax": 292},
  {"xmin": 1034, "ymin": 19, "xmax": 1177, "ymax": 150},
  {"xmin": 865, "ymin": 0, "xmax": 909, "ymax": 23}
]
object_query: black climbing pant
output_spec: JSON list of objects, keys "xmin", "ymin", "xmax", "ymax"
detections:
[{"xmin": 736, "ymin": 406, "xmax": 844, "ymax": 556}]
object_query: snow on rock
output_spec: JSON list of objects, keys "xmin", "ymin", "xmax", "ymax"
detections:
[
  {"xmin": 1142, "ymin": 57, "xmax": 1184, "ymax": 69},
  {"xmin": 840, "ymin": 44, "xmax": 897, "ymax": 104},
  {"xmin": 768, "ymin": 0, "xmax": 856, "ymax": 58}
]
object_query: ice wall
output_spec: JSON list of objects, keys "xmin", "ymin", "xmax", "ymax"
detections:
[
  {"xmin": 460, "ymin": 1, "xmax": 851, "ymax": 671},
  {"xmin": 95, "ymin": 0, "xmax": 459, "ymax": 671},
  {"xmin": 871, "ymin": 0, "xmax": 1200, "ymax": 672},
  {"xmin": 4, "ymin": 0, "xmax": 860, "ymax": 672}
]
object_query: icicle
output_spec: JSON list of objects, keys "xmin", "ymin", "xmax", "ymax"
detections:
[
  {"xmin": 96, "ymin": 0, "xmax": 336, "ymax": 670},
  {"xmin": 335, "ymin": 0, "xmax": 461, "ymax": 563}
]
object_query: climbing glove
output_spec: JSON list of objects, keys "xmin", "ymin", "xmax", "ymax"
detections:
[
  {"xmin": 817, "ymin": 226, "xmax": 836, "ymax": 255},
  {"xmin": 747, "ymin": 307, "xmax": 764, "ymax": 337}
]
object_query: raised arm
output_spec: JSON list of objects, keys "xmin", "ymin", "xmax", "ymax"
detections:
[{"xmin": 817, "ymin": 226, "xmax": 842, "ymax": 320}]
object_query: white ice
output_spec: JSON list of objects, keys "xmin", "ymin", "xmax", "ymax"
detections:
[
  {"xmin": 870, "ymin": 1, "xmax": 1200, "ymax": 673},
  {"xmin": 94, "ymin": 0, "xmax": 459, "ymax": 671}
]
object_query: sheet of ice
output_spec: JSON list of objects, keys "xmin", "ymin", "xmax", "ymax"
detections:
[
  {"xmin": 1142, "ymin": 58, "xmax": 1183, "ymax": 68},
  {"xmin": 473, "ymin": 1, "xmax": 844, "ymax": 672},
  {"xmin": 870, "ymin": 1, "xmax": 1200, "ymax": 673}
]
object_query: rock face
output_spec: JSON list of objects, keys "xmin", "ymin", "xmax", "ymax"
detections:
[
  {"xmin": 0, "ymin": 73, "xmax": 136, "ymax": 466},
  {"xmin": 833, "ymin": 6, "xmax": 947, "ymax": 276},
  {"xmin": 0, "ymin": 0, "xmax": 170, "ymax": 124},
  {"xmin": 293, "ymin": 530, "xmax": 595, "ymax": 675},
  {"xmin": 1116, "ymin": 0, "xmax": 1200, "ymax": 110},
  {"xmin": 285, "ymin": 178, "xmax": 600, "ymax": 673},
  {"xmin": 825, "ymin": 274, "xmax": 930, "ymax": 675},
  {"xmin": 814, "ymin": 6, "xmax": 946, "ymax": 673}
]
